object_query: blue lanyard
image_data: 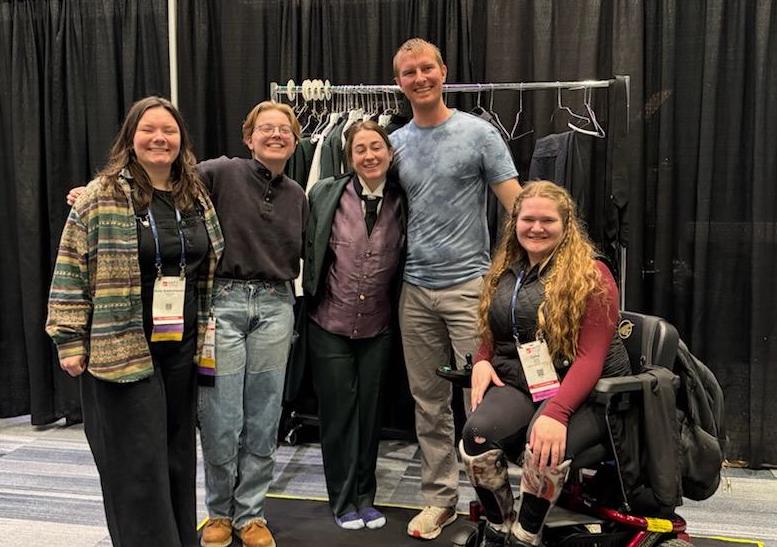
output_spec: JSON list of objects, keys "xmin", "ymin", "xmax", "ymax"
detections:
[
  {"xmin": 510, "ymin": 270, "xmax": 527, "ymax": 344},
  {"xmin": 146, "ymin": 206, "xmax": 186, "ymax": 279}
]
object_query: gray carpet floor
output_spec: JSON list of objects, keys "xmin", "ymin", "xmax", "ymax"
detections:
[{"xmin": 1, "ymin": 415, "xmax": 775, "ymax": 546}]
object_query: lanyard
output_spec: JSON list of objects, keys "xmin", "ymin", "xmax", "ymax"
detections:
[
  {"xmin": 510, "ymin": 270, "xmax": 527, "ymax": 343},
  {"xmin": 146, "ymin": 206, "xmax": 186, "ymax": 278}
]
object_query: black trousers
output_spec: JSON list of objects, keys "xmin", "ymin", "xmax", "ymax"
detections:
[
  {"xmin": 461, "ymin": 384, "xmax": 608, "ymax": 524},
  {"xmin": 308, "ymin": 320, "xmax": 392, "ymax": 517},
  {"xmin": 80, "ymin": 334, "xmax": 198, "ymax": 547}
]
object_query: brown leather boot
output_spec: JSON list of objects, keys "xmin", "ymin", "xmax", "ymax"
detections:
[
  {"xmin": 239, "ymin": 519, "xmax": 276, "ymax": 547},
  {"xmin": 200, "ymin": 517, "xmax": 233, "ymax": 547}
]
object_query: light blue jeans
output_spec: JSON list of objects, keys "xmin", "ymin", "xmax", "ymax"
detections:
[{"xmin": 198, "ymin": 278, "xmax": 294, "ymax": 529}]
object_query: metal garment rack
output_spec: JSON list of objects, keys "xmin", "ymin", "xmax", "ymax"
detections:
[
  {"xmin": 270, "ymin": 76, "xmax": 630, "ymax": 307},
  {"xmin": 270, "ymin": 79, "xmax": 619, "ymax": 103}
]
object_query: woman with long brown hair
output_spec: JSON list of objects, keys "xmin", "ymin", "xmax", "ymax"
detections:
[
  {"xmin": 459, "ymin": 181, "xmax": 630, "ymax": 546},
  {"xmin": 47, "ymin": 96, "xmax": 223, "ymax": 546}
]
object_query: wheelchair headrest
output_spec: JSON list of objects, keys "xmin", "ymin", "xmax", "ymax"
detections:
[{"xmin": 617, "ymin": 311, "xmax": 680, "ymax": 373}]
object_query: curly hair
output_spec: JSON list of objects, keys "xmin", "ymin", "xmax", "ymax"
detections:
[
  {"xmin": 97, "ymin": 96, "xmax": 204, "ymax": 212},
  {"xmin": 478, "ymin": 181, "xmax": 607, "ymax": 362}
]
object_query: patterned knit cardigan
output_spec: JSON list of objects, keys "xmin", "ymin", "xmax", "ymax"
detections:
[{"xmin": 46, "ymin": 172, "xmax": 224, "ymax": 383}]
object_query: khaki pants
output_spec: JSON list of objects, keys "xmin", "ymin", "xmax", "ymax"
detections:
[{"xmin": 399, "ymin": 276, "xmax": 482, "ymax": 507}]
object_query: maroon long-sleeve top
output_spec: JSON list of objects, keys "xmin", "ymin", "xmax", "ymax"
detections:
[{"xmin": 475, "ymin": 261, "xmax": 621, "ymax": 426}]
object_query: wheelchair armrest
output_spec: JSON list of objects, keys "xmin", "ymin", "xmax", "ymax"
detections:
[
  {"xmin": 436, "ymin": 365, "xmax": 472, "ymax": 389},
  {"xmin": 593, "ymin": 376, "xmax": 644, "ymax": 394},
  {"xmin": 589, "ymin": 376, "xmax": 643, "ymax": 405},
  {"xmin": 590, "ymin": 370, "xmax": 681, "ymax": 405}
]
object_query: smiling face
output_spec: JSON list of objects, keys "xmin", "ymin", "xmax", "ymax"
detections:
[
  {"xmin": 244, "ymin": 108, "xmax": 296, "ymax": 169},
  {"xmin": 394, "ymin": 47, "xmax": 447, "ymax": 111},
  {"xmin": 350, "ymin": 128, "xmax": 393, "ymax": 188},
  {"xmin": 132, "ymin": 106, "xmax": 181, "ymax": 173},
  {"xmin": 515, "ymin": 196, "xmax": 565, "ymax": 266}
]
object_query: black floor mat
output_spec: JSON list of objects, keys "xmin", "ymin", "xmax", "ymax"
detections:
[
  {"xmin": 201, "ymin": 497, "xmax": 764, "ymax": 547},
  {"xmin": 201, "ymin": 497, "xmax": 467, "ymax": 546}
]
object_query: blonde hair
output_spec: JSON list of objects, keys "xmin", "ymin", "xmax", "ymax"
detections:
[
  {"xmin": 392, "ymin": 37, "xmax": 444, "ymax": 76},
  {"xmin": 479, "ymin": 181, "xmax": 608, "ymax": 362},
  {"xmin": 241, "ymin": 101, "xmax": 301, "ymax": 144}
]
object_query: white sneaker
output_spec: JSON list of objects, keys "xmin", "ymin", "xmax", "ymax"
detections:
[{"xmin": 407, "ymin": 505, "xmax": 457, "ymax": 539}]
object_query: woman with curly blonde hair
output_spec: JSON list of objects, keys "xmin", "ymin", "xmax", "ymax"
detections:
[{"xmin": 459, "ymin": 181, "xmax": 630, "ymax": 547}]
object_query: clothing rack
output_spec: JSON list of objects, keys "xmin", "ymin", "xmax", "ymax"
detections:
[
  {"xmin": 270, "ymin": 78, "xmax": 622, "ymax": 103},
  {"xmin": 271, "ymin": 76, "xmax": 630, "ymax": 308}
]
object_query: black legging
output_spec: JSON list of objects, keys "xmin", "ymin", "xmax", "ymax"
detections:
[{"xmin": 461, "ymin": 384, "xmax": 609, "ymax": 524}]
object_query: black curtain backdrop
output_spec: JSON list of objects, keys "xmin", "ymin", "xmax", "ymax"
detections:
[
  {"xmin": 640, "ymin": 1, "xmax": 777, "ymax": 468},
  {"xmin": 2, "ymin": 0, "xmax": 775, "ymax": 466},
  {"xmin": 0, "ymin": 0, "xmax": 170, "ymax": 424}
]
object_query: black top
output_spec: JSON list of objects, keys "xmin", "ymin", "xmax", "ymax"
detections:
[
  {"xmin": 488, "ymin": 258, "xmax": 630, "ymax": 392},
  {"xmin": 136, "ymin": 190, "xmax": 210, "ymax": 341},
  {"xmin": 197, "ymin": 156, "xmax": 309, "ymax": 281}
]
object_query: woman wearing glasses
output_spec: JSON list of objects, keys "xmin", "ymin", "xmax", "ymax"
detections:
[{"xmin": 196, "ymin": 102, "xmax": 308, "ymax": 547}]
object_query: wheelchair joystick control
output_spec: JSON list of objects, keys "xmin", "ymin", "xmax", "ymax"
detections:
[{"xmin": 436, "ymin": 353, "xmax": 475, "ymax": 389}]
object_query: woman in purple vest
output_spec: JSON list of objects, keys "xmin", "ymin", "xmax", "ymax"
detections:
[{"xmin": 300, "ymin": 120, "xmax": 406, "ymax": 531}]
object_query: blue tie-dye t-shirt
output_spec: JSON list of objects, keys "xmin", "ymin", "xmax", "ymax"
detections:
[{"xmin": 390, "ymin": 110, "xmax": 518, "ymax": 289}]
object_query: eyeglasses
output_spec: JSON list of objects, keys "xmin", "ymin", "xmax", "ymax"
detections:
[{"xmin": 253, "ymin": 124, "xmax": 294, "ymax": 137}]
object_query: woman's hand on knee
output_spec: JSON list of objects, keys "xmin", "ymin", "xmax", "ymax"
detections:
[
  {"xmin": 470, "ymin": 360, "xmax": 504, "ymax": 412},
  {"xmin": 529, "ymin": 415, "xmax": 567, "ymax": 472}
]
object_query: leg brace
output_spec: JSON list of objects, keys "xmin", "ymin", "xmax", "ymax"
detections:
[
  {"xmin": 459, "ymin": 440, "xmax": 515, "ymax": 526},
  {"xmin": 510, "ymin": 445, "xmax": 571, "ymax": 546}
]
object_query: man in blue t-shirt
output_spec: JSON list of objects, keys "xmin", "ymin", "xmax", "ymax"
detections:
[{"xmin": 390, "ymin": 38, "xmax": 521, "ymax": 540}]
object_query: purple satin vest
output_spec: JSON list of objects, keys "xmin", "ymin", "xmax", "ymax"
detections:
[{"xmin": 310, "ymin": 181, "xmax": 403, "ymax": 338}]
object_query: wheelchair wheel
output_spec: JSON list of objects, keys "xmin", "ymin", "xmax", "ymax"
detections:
[{"xmin": 657, "ymin": 540, "xmax": 693, "ymax": 547}]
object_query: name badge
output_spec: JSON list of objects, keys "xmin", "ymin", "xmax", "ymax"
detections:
[
  {"xmin": 151, "ymin": 276, "xmax": 186, "ymax": 342},
  {"xmin": 517, "ymin": 339, "xmax": 560, "ymax": 402},
  {"xmin": 200, "ymin": 314, "xmax": 217, "ymax": 370}
]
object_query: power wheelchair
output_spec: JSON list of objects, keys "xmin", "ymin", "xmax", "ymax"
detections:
[{"xmin": 437, "ymin": 311, "xmax": 693, "ymax": 547}]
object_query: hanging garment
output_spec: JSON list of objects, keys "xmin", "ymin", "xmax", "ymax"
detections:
[
  {"xmin": 320, "ymin": 116, "xmax": 347, "ymax": 179},
  {"xmin": 528, "ymin": 130, "xmax": 624, "ymax": 280},
  {"xmin": 286, "ymin": 136, "xmax": 316, "ymax": 190},
  {"xmin": 306, "ymin": 113, "xmax": 344, "ymax": 192}
]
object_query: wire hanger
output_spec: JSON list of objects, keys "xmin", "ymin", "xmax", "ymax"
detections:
[
  {"xmin": 470, "ymin": 84, "xmax": 484, "ymax": 114},
  {"xmin": 552, "ymin": 86, "xmax": 592, "ymax": 134},
  {"xmin": 378, "ymin": 90, "xmax": 392, "ymax": 127},
  {"xmin": 579, "ymin": 86, "xmax": 606, "ymax": 138},
  {"xmin": 300, "ymin": 99, "xmax": 318, "ymax": 135},
  {"xmin": 488, "ymin": 86, "xmax": 512, "ymax": 140},
  {"xmin": 509, "ymin": 84, "xmax": 534, "ymax": 140}
]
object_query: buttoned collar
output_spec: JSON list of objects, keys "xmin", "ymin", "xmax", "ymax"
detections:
[{"xmin": 252, "ymin": 158, "xmax": 284, "ymax": 185}]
